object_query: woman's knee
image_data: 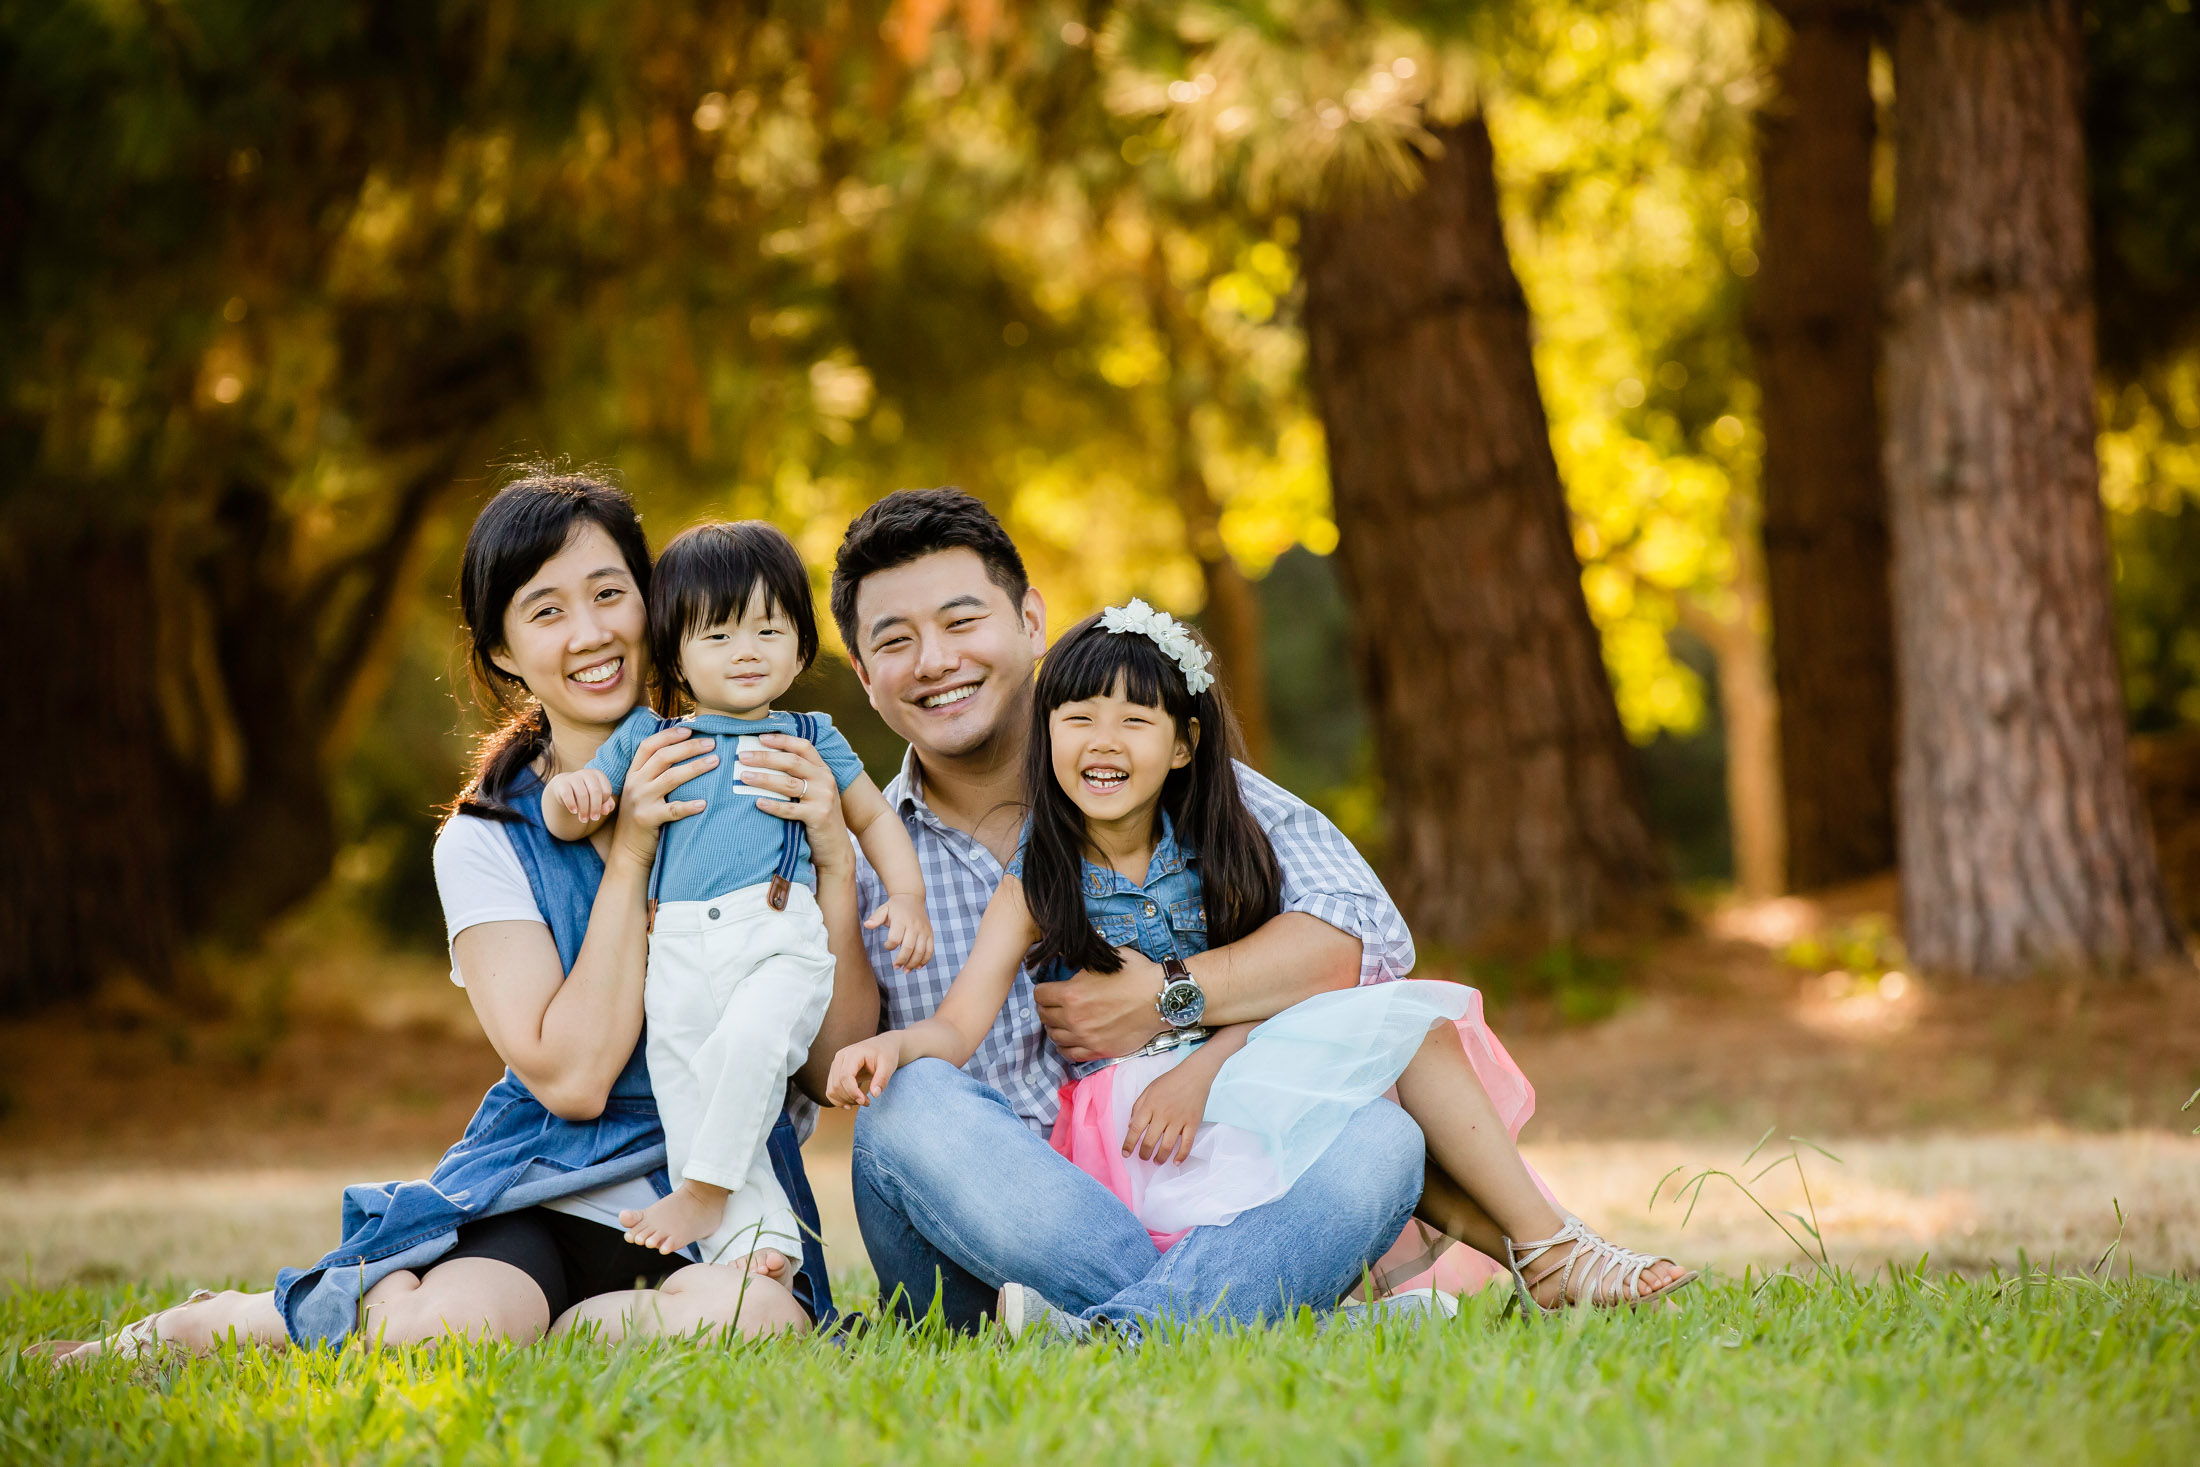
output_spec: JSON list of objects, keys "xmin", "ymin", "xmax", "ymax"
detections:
[
  {"xmin": 664, "ymin": 1265, "xmax": 810, "ymax": 1339},
  {"xmin": 366, "ymin": 1260, "xmax": 547, "ymax": 1346}
]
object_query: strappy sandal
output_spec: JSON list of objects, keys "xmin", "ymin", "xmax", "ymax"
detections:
[
  {"xmin": 32, "ymin": 1289, "xmax": 217, "ymax": 1367},
  {"xmin": 1503, "ymin": 1217, "xmax": 1697, "ymax": 1319}
]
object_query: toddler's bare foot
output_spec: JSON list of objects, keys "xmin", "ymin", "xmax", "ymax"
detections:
[
  {"xmin": 734, "ymin": 1249, "xmax": 791, "ymax": 1279},
  {"xmin": 620, "ymin": 1183, "xmax": 727, "ymax": 1256}
]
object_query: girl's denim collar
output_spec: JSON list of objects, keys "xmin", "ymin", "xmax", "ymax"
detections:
[{"xmin": 1081, "ymin": 812, "xmax": 1194, "ymax": 896}]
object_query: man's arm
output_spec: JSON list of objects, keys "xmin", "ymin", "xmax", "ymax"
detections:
[
  {"xmin": 1033, "ymin": 912, "xmax": 1359, "ymax": 1064},
  {"xmin": 1035, "ymin": 765, "xmax": 1408, "ymax": 1063}
]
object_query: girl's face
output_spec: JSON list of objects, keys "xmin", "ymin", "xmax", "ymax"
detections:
[
  {"xmin": 1048, "ymin": 678, "xmax": 1196, "ymax": 829},
  {"xmin": 492, "ymin": 521, "xmax": 647, "ymax": 735},
  {"xmin": 679, "ymin": 598, "xmax": 803, "ymax": 717}
]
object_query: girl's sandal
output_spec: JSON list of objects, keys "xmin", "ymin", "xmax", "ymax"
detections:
[
  {"xmin": 1502, "ymin": 1217, "xmax": 1698, "ymax": 1319},
  {"xmin": 33, "ymin": 1289, "xmax": 217, "ymax": 1367}
]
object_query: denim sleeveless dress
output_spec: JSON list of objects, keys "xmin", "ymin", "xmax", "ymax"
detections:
[{"xmin": 273, "ymin": 769, "xmax": 834, "ymax": 1343}]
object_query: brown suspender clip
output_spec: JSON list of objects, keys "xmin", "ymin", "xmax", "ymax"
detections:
[{"xmin": 767, "ymin": 874, "xmax": 791, "ymax": 911}]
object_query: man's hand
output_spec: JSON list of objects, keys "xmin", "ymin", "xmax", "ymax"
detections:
[{"xmin": 1035, "ymin": 947, "xmax": 1167, "ymax": 1063}]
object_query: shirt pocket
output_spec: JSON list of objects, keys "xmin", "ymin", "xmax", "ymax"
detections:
[
  {"xmin": 1167, "ymin": 894, "xmax": 1209, "ymax": 954},
  {"xmin": 1092, "ymin": 912, "xmax": 1138, "ymax": 950}
]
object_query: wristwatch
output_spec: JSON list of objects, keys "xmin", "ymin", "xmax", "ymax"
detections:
[{"xmin": 1154, "ymin": 955, "xmax": 1207, "ymax": 1029}]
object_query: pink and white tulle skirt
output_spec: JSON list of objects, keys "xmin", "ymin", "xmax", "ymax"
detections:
[{"xmin": 1049, "ymin": 979, "xmax": 1537, "ymax": 1264}]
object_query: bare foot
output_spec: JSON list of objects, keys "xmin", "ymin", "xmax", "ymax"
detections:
[
  {"xmin": 620, "ymin": 1182, "xmax": 727, "ymax": 1256},
  {"xmin": 732, "ymin": 1249, "xmax": 791, "ymax": 1280}
]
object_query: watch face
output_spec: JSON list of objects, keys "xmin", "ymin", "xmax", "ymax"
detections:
[{"xmin": 1158, "ymin": 979, "xmax": 1206, "ymax": 1027}]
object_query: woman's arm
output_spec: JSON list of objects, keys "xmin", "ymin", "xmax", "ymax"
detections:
[{"xmin": 459, "ymin": 726, "xmax": 718, "ymax": 1120}]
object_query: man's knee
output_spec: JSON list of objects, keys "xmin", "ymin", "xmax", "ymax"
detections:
[
  {"xmin": 1318, "ymin": 1100, "xmax": 1427, "ymax": 1225},
  {"xmin": 852, "ymin": 1057, "xmax": 972, "ymax": 1160}
]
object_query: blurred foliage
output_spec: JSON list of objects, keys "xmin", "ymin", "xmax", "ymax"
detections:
[
  {"xmin": 1781, "ymin": 913, "xmax": 1906, "ymax": 984},
  {"xmin": 11, "ymin": 0, "xmax": 2196, "ymax": 955},
  {"xmin": 1488, "ymin": 0, "xmax": 1765, "ymax": 743},
  {"xmin": 2089, "ymin": 1, "xmax": 2200, "ymax": 737}
]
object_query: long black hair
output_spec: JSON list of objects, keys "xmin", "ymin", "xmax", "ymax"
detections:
[
  {"xmin": 1021, "ymin": 611, "xmax": 1283, "ymax": 976},
  {"xmin": 452, "ymin": 468, "xmax": 652, "ymax": 821},
  {"xmin": 649, "ymin": 520, "xmax": 820, "ymax": 711}
]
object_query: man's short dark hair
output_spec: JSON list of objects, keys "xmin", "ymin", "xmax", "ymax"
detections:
[{"xmin": 831, "ymin": 488, "xmax": 1031, "ymax": 663}]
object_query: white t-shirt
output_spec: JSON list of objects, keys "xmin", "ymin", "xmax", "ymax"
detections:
[{"xmin": 433, "ymin": 814, "xmax": 658, "ymax": 1229}]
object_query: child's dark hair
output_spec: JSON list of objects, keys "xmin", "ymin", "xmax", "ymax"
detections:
[
  {"xmin": 830, "ymin": 488, "xmax": 1030, "ymax": 663},
  {"xmin": 650, "ymin": 520, "xmax": 820, "ymax": 709},
  {"xmin": 1021, "ymin": 612, "xmax": 1283, "ymax": 976},
  {"xmin": 454, "ymin": 468, "xmax": 651, "ymax": 822}
]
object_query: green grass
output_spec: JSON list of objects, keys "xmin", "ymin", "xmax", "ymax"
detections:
[{"xmin": 4, "ymin": 1272, "xmax": 2195, "ymax": 1464}]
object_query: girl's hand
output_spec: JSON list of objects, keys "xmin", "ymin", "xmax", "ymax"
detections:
[
  {"xmin": 742, "ymin": 734, "xmax": 851, "ymax": 873},
  {"xmin": 608, "ymin": 726, "xmax": 719, "ymax": 869},
  {"xmin": 826, "ymin": 1033, "xmax": 904, "ymax": 1108},
  {"xmin": 865, "ymin": 893, "xmax": 934, "ymax": 970},
  {"xmin": 1123, "ymin": 1062, "xmax": 1212, "ymax": 1165}
]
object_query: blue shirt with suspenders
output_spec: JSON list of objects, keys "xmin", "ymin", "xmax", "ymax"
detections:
[{"xmin": 272, "ymin": 762, "xmax": 838, "ymax": 1343}]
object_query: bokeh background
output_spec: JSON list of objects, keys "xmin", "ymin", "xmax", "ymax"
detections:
[{"xmin": 3, "ymin": 0, "xmax": 2197, "ymax": 1291}]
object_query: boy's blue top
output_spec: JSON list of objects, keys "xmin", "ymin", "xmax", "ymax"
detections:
[
  {"xmin": 1008, "ymin": 813, "xmax": 1209, "ymax": 980},
  {"xmin": 587, "ymin": 707, "xmax": 866, "ymax": 902}
]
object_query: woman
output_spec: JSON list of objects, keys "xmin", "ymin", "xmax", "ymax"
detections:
[{"xmin": 41, "ymin": 471, "xmax": 877, "ymax": 1361}]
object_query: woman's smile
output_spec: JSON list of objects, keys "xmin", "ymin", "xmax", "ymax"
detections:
[{"xmin": 570, "ymin": 656, "xmax": 624, "ymax": 688}]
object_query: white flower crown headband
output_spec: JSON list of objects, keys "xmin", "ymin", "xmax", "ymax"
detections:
[{"xmin": 1098, "ymin": 598, "xmax": 1215, "ymax": 696}]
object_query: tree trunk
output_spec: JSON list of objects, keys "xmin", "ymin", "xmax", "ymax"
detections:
[
  {"xmin": 1883, "ymin": 0, "xmax": 2184, "ymax": 977},
  {"xmin": 1301, "ymin": 118, "xmax": 1666, "ymax": 953},
  {"xmin": 1, "ymin": 535, "xmax": 185, "ymax": 1010},
  {"xmin": 1680, "ymin": 504, "xmax": 1785, "ymax": 900},
  {"xmin": 1751, "ymin": 0, "xmax": 1898, "ymax": 892}
]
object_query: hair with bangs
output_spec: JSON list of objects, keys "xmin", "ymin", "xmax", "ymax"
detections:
[
  {"xmin": 650, "ymin": 520, "xmax": 820, "ymax": 709},
  {"xmin": 453, "ymin": 467, "xmax": 651, "ymax": 822},
  {"xmin": 1021, "ymin": 612, "xmax": 1283, "ymax": 976}
]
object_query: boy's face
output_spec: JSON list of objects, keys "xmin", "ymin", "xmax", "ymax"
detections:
[
  {"xmin": 850, "ymin": 547, "xmax": 1046, "ymax": 761},
  {"xmin": 679, "ymin": 598, "xmax": 803, "ymax": 717}
]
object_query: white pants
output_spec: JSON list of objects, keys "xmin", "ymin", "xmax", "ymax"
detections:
[{"xmin": 645, "ymin": 882, "xmax": 835, "ymax": 1269}]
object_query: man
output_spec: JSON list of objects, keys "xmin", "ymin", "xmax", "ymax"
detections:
[{"xmin": 831, "ymin": 488, "xmax": 1426, "ymax": 1337}]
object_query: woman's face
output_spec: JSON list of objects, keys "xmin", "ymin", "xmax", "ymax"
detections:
[{"xmin": 491, "ymin": 521, "xmax": 648, "ymax": 736}]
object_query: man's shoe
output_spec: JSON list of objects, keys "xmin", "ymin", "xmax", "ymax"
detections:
[
  {"xmin": 1322, "ymin": 1287, "xmax": 1461, "ymax": 1334},
  {"xmin": 995, "ymin": 1282, "xmax": 1091, "ymax": 1343}
]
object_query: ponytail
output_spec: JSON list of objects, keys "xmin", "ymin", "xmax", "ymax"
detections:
[{"xmin": 455, "ymin": 704, "xmax": 554, "ymax": 822}]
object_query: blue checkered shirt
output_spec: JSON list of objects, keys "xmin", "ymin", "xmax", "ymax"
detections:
[{"xmin": 853, "ymin": 747, "xmax": 1417, "ymax": 1131}]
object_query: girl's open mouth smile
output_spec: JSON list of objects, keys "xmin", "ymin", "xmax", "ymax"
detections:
[{"xmin": 1081, "ymin": 766, "xmax": 1129, "ymax": 794}]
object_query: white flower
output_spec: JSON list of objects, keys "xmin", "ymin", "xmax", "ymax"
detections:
[{"xmin": 1099, "ymin": 598, "xmax": 1215, "ymax": 695}]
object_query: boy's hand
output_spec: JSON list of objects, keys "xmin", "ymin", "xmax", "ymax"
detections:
[
  {"xmin": 1123, "ymin": 1062, "xmax": 1212, "ymax": 1165},
  {"xmin": 549, "ymin": 769, "xmax": 617, "ymax": 824},
  {"xmin": 865, "ymin": 892, "xmax": 935, "ymax": 971},
  {"xmin": 826, "ymin": 1034, "xmax": 904, "ymax": 1109}
]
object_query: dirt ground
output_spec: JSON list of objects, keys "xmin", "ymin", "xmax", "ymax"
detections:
[{"xmin": 4, "ymin": 882, "xmax": 2195, "ymax": 1290}]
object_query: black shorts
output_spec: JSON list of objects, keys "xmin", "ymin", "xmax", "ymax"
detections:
[{"xmin": 441, "ymin": 1207, "xmax": 680, "ymax": 1322}]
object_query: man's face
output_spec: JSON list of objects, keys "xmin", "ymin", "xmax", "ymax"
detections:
[{"xmin": 850, "ymin": 548, "xmax": 1046, "ymax": 761}]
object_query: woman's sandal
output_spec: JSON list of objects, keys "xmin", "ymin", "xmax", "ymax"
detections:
[
  {"xmin": 1503, "ymin": 1217, "xmax": 1698, "ymax": 1318},
  {"xmin": 26, "ymin": 1289, "xmax": 217, "ymax": 1367}
]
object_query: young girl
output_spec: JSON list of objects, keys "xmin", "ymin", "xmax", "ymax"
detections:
[
  {"xmin": 548, "ymin": 520, "xmax": 931, "ymax": 1275},
  {"xmin": 827, "ymin": 601, "xmax": 1695, "ymax": 1320}
]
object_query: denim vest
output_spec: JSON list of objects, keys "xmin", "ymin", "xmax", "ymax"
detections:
[
  {"xmin": 273, "ymin": 768, "xmax": 834, "ymax": 1343},
  {"xmin": 1016, "ymin": 815, "xmax": 1210, "ymax": 983}
]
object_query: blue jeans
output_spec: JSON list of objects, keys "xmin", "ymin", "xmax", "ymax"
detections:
[{"xmin": 851, "ymin": 1058, "xmax": 1425, "ymax": 1335}]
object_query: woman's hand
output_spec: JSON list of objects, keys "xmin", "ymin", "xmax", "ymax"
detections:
[
  {"xmin": 742, "ymin": 733, "xmax": 852, "ymax": 873},
  {"xmin": 608, "ymin": 726, "xmax": 720, "ymax": 870}
]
